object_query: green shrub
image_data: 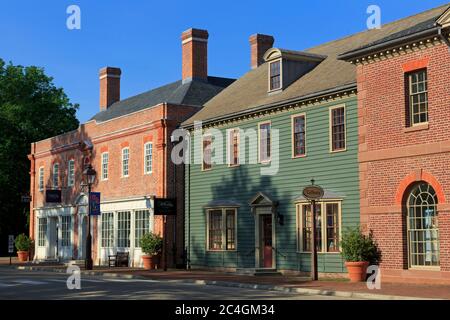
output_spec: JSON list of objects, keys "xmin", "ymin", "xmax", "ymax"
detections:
[
  {"xmin": 341, "ymin": 227, "xmax": 379, "ymax": 263},
  {"xmin": 140, "ymin": 232, "xmax": 163, "ymax": 256},
  {"xmin": 15, "ymin": 233, "xmax": 32, "ymax": 251}
]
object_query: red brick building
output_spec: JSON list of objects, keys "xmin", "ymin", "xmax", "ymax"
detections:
[
  {"xmin": 340, "ymin": 6, "xmax": 450, "ymax": 283},
  {"xmin": 28, "ymin": 28, "xmax": 233, "ymax": 267}
]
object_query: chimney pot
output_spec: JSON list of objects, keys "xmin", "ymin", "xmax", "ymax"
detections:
[
  {"xmin": 181, "ymin": 28, "xmax": 209, "ymax": 82},
  {"xmin": 249, "ymin": 34, "xmax": 274, "ymax": 69},
  {"xmin": 99, "ymin": 67, "xmax": 121, "ymax": 111}
]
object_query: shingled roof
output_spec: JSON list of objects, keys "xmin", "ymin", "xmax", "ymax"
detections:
[
  {"xmin": 183, "ymin": 3, "xmax": 449, "ymax": 127},
  {"xmin": 91, "ymin": 76, "xmax": 235, "ymax": 122}
]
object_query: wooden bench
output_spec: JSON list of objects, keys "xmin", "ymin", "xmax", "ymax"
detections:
[{"xmin": 108, "ymin": 252, "xmax": 129, "ymax": 267}]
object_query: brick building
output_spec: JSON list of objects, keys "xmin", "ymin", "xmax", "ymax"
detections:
[
  {"xmin": 339, "ymin": 5, "xmax": 450, "ymax": 283},
  {"xmin": 28, "ymin": 28, "xmax": 234, "ymax": 267}
]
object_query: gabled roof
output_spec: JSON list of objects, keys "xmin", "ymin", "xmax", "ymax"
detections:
[
  {"xmin": 90, "ymin": 76, "xmax": 235, "ymax": 122},
  {"xmin": 182, "ymin": 3, "xmax": 449, "ymax": 127}
]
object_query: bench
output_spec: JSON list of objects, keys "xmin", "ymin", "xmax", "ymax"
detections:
[{"xmin": 108, "ymin": 252, "xmax": 129, "ymax": 267}]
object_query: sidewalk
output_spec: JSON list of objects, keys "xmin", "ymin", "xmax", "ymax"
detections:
[{"xmin": 1, "ymin": 257, "xmax": 449, "ymax": 300}]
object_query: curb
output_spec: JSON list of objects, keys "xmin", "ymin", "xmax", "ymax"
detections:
[{"xmin": 1, "ymin": 265, "xmax": 435, "ymax": 300}]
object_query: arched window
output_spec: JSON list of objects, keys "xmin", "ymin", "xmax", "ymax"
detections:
[{"xmin": 407, "ymin": 182, "xmax": 439, "ymax": 268}]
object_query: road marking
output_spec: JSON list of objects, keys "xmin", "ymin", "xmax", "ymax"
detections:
[{"xmin": 12, "ymin": 279, "xmax": 49, "ymax": 285}]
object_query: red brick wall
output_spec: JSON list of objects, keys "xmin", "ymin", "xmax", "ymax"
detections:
[
  {"xmin": 181, "ymin": 29, "xmax": 208, "ymax": 81},
  {"xmin": 357, "ymin": 42, "xmax": 450, "ymax": 274}
]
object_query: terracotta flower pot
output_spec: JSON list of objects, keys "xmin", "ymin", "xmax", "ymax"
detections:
[
  {"xmin": 345, "ymin": 261, "xmax": 369, "ymax": 282},
  {"xmin": 17, "ymin": 251, "xmax": 29, "ymax": 262},
  {"xmin": 142, "ymin": 254, "xmax": 160, "ymax": 270}
]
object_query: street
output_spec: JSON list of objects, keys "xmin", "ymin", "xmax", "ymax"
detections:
[{"xmin": 0, "ymin": 268, "xmax": 354, "ymax": 300}]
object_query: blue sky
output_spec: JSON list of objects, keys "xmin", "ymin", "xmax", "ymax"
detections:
[{"xmin": 1, "ymin": 0, "xmax": 448, "ymax": 123}]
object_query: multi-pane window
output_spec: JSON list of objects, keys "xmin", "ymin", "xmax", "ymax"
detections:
[
  {"xmin": 68, "ymin": 160, "xmax": 75, "ymax": 187},
  {"xmin": 259, "ymin": 122, "xmax": 271, "ymax": 162},
  {"xmin": 292, "ymin": 115, "xmax": 306, "ymax": 157},
  {"xmin": 38, "ymin": 167, "xmax": 44, "ymax": 191},
  {"xmin": 101, "ymin": 153, "xmax": 109, "ymax": 180},
  {"xmin": 122, "ymin": 148, "xmax": 129, "ymax": 177},
  {"xmin": 228, "ymin": 129, "xmax": 240, "ymax": 167},
  {"xmin": 330, "ymin": 106, "xmax": 346, "ymax": 152},
  {"xmin": 117, "ymin": 211, "xmax": 131, "ymax": 247},
  {"xmin": 52, "ymin": 163, "xmax": 59, "ymax": 188},
  {"xmin": 207, "ymin": 208, "xmax": 236, "ymax": 251},
  {"xmin": 101, "ymin": 212, "xmax": 114, "ymax": 248},
  {"xmin": 269, "ymin": 60, "xmax": 281, "ymax": 91},
  {"xmin": 38, "ymin": 218, "xmax": 47, "ymax": 247},
  {"xmin": 144, "ymin": 143, "xmax": 153, "ymax": 174},
  {"xmin": 297, "ymin": 202, "xmax": 341, "ymax": 252},
  {"xmin": 61, "ymin": 216, "xmax": 71, "ymax": 247},
  {"xmin": 135, "ymin": 210, "xmax": 150, "ymax": 247},
  {"xmin": 408, "ymin": 70, "xmax": 428, "ymax": 126},
  {"xmin": 202, "ymin": 135, "xmax": 212, "ymax": 171}
]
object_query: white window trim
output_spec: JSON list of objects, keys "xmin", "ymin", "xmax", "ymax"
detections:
[
  {"xmin": 268, "ymin": 58, "xmax": 283, "ymax": 92},
  {"xmin": 60, "ymin": 215, "xmax": 72, "ymax": 247},
  {"xmin": 67, "ymin": 160, "xmax": 75, "ymax": 187},
  {"xmin": 227, "ymin": 128, "xmax": 240, "ymax": 167},
  {"xmin": 144, "ymin": 142, "xmax": 153, "ymax": 175},
  {"xmin": 296, "ymin": 200, "xmax": 342, "ymax": 254},
  {"xmin": 101, "ymin": 152, "xmax": 109, "ymax": 181},
  {"xmin": 101, "ymin": 212, "xmax": 114, "ymax": 248},
  {"xmin": 38, "ymin": 166, "xmax": 44, "ymax": 191},
  {"xmin": 329, "ymin": 104, "xmax": 347, "ymax": 153},
  {"xmin": 122, "ymin": 147, "xmax": 130, "ymax": 178},
  {"xmin": 258, "ymin": 121, "xmax": 272, "ymax": 163},
  {"xmin": 201, "ymin": 134, "xmax": 213, "ymax": 171},
  {"xmin": 291, "ymin": 113, "xmax": 307, "ymax": 158},
  {"xmin": 52, "ymin": 163, "xmax": 59, "ymax": 189},
  {"xmin": 408, "ymin": 69, "xmax": 429, "ymax": 127},
  {"xmin": 206, "ymin": 208, "xmax": 238, "ymax": 252}
]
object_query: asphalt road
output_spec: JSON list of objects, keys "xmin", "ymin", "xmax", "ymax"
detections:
[{"xmin": 0, "ymin": 267, "xmax": 356, "ymax": 300}]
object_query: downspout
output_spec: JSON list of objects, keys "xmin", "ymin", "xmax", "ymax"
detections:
[
  {"xmin": 187, "ymin": 131, "xmax": 191, "ymax": 270},
  {"xmin": 437, "ymin": 25, "xmax": 450, "ymax": 51}
]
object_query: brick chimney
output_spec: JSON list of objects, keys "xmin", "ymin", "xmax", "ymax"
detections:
[
  {"xmin": 181, "ymin": 28, "xmax": 209, "ymax": 82},
  {"xmin": 249, "ymin": 34, "xmax": 274, "ymax": 69},
  {"xmin": 99, "ymin": 67, "xmax": 121, "ymax": 111}
]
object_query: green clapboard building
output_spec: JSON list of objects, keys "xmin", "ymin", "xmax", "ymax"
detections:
[{"xmin": 181, "ymin": 33, "xmax": 365, "ymax": 275}]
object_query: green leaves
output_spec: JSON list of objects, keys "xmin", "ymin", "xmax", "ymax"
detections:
[
  {"xmin": 140, "ymin": 232, "xmax": 163, "ymax": 256},
  {"xmin": 340, "ymin": 227, "xmax": 379, "ymax": 263},
  {"xmin": 15, "ymin": 233, "xmax": 32, "ymax": 251}
]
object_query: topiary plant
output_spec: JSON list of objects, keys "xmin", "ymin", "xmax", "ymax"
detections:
[
  {"xmin": 140, "ymin": 232, "xmax": 163, "ymax": 256},
  {"xmin": 15, "ymin": 233, "xmax": 32, "ymax": 252},
  {"xmin": 341, "ymin": 227, "xmax": 379, "ymax": 263}
]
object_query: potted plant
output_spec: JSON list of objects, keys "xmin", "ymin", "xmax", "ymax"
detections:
[
  {"xmin": 15, "ymin": 234, "xmax": 32, "ymax": 262},
  {"xmin": 341, "ymin": 227, "xmax": 378, "ymax": 282},
  {"xmin": 140, "ymin": 232, "xmax": 163, "ymax": 270}
]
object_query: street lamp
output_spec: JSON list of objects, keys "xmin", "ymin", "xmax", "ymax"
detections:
[{"xmin": 83, "ymin": 164, "xmax": 96, "ymax": 270}]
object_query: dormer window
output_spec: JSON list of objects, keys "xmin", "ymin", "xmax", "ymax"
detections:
[{"xmin": 269, "ymin": 60, "xmax": 281, "ymax": 91}]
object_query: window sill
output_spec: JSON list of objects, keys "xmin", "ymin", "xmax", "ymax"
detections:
[
  {"xmin": 404, "ymin": 122, "xmax": 429, "ymax": 133},
  {"xmin": 206, "ymin": 249, "xmax": 237, "ymax": 252},
  {"xmin": 330, "ymin": 148, "xmax": 346, "ymax": 154},
  {"xmin": 292, "ymin": 154, "xmax": 307, "ymax": 159}
]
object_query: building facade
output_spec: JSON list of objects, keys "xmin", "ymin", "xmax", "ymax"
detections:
[
  {"xmin": 28, "ymin": 28, "xmax": 233, "ymax": 267},
  {"xmin": 340, "ymin": 5, "xmax": 450, "ymax": 283}
]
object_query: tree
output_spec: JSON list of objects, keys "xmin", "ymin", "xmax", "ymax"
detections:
[{"xmin": 0, "ymin": 58, "xmax": 79, "ymax": 255}]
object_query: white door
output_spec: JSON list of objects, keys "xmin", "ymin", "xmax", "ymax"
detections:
[{"xmin": 47, "ymin": 217, "xmax": 58, "ymax": 259}]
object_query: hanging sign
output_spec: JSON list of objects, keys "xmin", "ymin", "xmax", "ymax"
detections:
[
  {"xmin": 154, "ymin": 198, "xmax": 177, "ymax": 215},
  {"xmin": 89, "ymin": 192, "xmax": 101, "ymax": 216},
  {"xmin": 302, "ymin": 185, "xmax": 324, "ymax": 201}
]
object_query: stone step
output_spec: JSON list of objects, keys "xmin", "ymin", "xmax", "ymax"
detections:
[{"xmin": 235, "ymin": 268, "xmax": 282, "ymax": 276}]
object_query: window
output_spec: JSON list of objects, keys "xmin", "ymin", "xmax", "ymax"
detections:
[
  {"xmin": 38, "ymin": 218, "xmax": 47, "ymax": 247},
  {"xmin": 228, "ymin": 129, "xmax": 240, "ymax": 167},
  {"xmin": 407, "ymin": 182, "xmax": 439, "ymax": 268},
  {"xmin": 117, "ymin": 211, "xmax": 131, "ymax": 247},
  {"xmin": 38, "ymin": 167, "xmax": 44, "ymax": 191},
  {"xmin": 144, "ymin": 143, "xmax": 153, "ymax": 174},
  {"xmin": 407, "ymin": 69, "xmax": 428, "ymax": 126},
  {"xmin": 292, "ymin": 115, "xmax": 306, "ymax": 157},
  {"xmin": 135, "ymin": 210, "xmax": 150, "ymax": 247},
  {"xmin": 61, "ymin": 216, "xmax": 71, "ymax": 247},
  {"xmin": 259, "ymin": 122, "xmax": 271, "ymax": 162},
  {"xmin": 52, "ymin": 163, "xmax": 59, "ymax": 188},
  {"xmin": 101, "ymin": 212, "xmax": 114, "ymax": 248},
  {"xmin": 68, "ymin": 160, "xmax": 75, "ymax": 187},
  {"xmin": 101, "ymin": 153, "xmax": 109, "ymax": 180},
  {"xmin": 122, "ymin": 148, "xmax": 129, "ymax": 177},
  {"xmin": 202, "ymin": 135, "xmax": 212, "ymax": 171},
  {"xmin": 269, "ymin": 60, "xmax": 281, "ymax": 91},
  {"xmin": 207, "ymin": 208, "xmax": 236, "ymax": 251},
  {"xmin": 330, "ymin": 106, "xmax": 346, "ymax": 152},
  {"xmin": 297, "ymin": 202, "xmax": 341, "ymax": 252}
]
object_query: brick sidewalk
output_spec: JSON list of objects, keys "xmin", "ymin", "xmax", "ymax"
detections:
[{"xmin": 1, "ymin": 257, "xmax": 449, "ymax": 299}]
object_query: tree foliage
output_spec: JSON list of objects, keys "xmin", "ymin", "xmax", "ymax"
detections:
[{"xmin": 0, "ymin": 58, "xmax": 79, "ymax": 254}]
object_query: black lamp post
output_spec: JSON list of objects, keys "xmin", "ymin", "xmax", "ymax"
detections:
[{"xmin": 83, "ymin": 164, "xmax": 96, "ymax": 270}]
